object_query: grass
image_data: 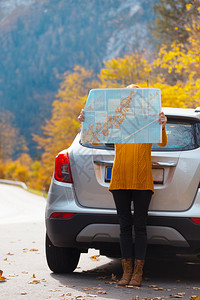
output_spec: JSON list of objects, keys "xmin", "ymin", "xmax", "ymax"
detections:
[{"xmin": 27, "ymin": 187, "xmax": 47, "ymax": 198}]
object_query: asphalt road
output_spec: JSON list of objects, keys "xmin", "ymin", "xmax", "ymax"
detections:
[{"xmin": 0, "ymin": 183, "xmax": 200, "ymax": 300}]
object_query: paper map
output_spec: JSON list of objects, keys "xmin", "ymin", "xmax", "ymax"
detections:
[{"xmin": 81, "ymin": 88, "xmax": 162, "ymax": 144}]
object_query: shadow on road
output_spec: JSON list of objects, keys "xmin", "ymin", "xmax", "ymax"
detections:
[{"xmin": 50, "ymin": 255, "xmax": 200, "ymax": 299}]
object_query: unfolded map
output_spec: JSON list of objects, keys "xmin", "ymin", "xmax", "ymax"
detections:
[{"xmin": 81, "ymin": 88, "xmax": 162, "ymax": 144}]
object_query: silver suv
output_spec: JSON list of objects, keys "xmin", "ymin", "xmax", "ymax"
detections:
[{"xmin": 45, "ymin": 107, "xmax": 200, "ymax": 273}]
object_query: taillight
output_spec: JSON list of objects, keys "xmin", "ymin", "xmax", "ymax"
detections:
[
  {"xmin": 54, "ymin": 152, "xmax": 73, "ymax": 183},
  {"xmin": 50, "ymin": 212, "xmax": 75, "ymax": 219},
  {"xmin": 190, "ymin": 218, "xmax": 200, "ymax": 224}
]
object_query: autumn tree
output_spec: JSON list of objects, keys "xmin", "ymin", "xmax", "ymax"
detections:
[
  {"xmin": 99, "ymin": 52, "xmax": 153, "ymax": 87},
  {"xmin": 34, "ymin": 66, "xmax": 98, "ymax": 187},
  {"xmin": 150, "ymin": 0, "xmax": 200, "ymax": 49},
  {"xmin": 0, "ymin": 110, "xmax": 27, "ymax": 161},
  {"xmin": 153, "ymin": 13, "xmax": 200, "ymax": 107}
]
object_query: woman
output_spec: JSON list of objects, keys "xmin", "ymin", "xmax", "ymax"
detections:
[{"xmin": 78, "ymin": 84, "xmax": 167, "ymax": 287}]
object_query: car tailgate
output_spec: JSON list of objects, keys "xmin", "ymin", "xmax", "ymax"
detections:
[{"xmin": 71, "ymin": 141, "xmax": 200, "ymax": 211}]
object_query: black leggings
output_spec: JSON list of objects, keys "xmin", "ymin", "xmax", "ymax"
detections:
[{"xmin": 112, "ymin": 189, "xmax": 152, "ymax": 260}]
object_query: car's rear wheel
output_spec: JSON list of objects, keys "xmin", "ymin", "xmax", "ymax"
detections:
[{"xmin": 45, "ymin": 233, "xmax": 80, "ymax": 273}]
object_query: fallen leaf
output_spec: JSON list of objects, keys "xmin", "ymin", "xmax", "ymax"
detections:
[
  {"xmin": 29, "ymin": 248, "xmax": 38, "ymax": 252},
  {"xmin": 8, "ymin": 274, "xmax": 19, "ymax": 277},
  {"xmin": 153, "ymin": 287, "xmax": 164, "ymax": 291},
  {"xmin": 28, "ymin": 280, "xmax": 40, "ymax": 284},
  {"xmin": 127, "ymin": 285, "xmax": 140, "ymax": 289},
  {"xmin": 191, "ymin": 297, "xmax": 200, "ymax": 300},
  {"xmin": 20, "ymin": 292, "xmax": 27, "ymax": 295},
  {"xmin": 89, "ymin": 254, "xmax": 100, "ymax": 261},
  {"xmin": 32, "ymin": 274, "xmax": 36, "ymax": 278},
  {"xmin": 0, "ymin": 270, "xmax": 6, "ymax": 281},
  {"xmin": 7, "ymin": 252, "xmax": 14, "ymax": 255},
  {"xmin": 82, "ymin": 288, "xmax": 97, "ymax": 291},
  {"xmin": 105, "ymin": 281, "xmax": 116, "ymax": 285},
  {"xmin": 3, "ymin": 258, "xmax": 7, "ymax": 261},
  {"xmin": 170, "ymin": 293, "xmax": 185, "ymax": 298},
  {"xmin": 66, "ymin": 293, "xmax": 71, "ymax": 296},
  {"xmin": 97, "ymin": 290, "xmax": 107, "ymax": 294},
  {"xmin": 0, "ymin": 276, "xmax": 6, "ymax": 281}
]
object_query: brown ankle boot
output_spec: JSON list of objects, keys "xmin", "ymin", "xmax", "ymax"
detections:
[
  {"xmin": 128, "ymin": 259, "xmax": 144, "ymax": 287},
  {"xmin": 117, "ymin": 258, "xmax": 132, "ymax": 286}
]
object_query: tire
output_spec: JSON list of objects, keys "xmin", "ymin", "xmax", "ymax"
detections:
[{"xmin": 45, "ymin": 233, "xmax": 80, "ymax": 273}]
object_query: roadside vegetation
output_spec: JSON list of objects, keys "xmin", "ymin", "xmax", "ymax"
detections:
[{"xmin": 0, "ymin": 1, "xmax": 199, "ymax": 192}]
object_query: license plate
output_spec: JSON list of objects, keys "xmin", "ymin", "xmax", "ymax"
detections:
[
  {"xmin": 105, "ymin": 167, "xmax": 112, "ymax": 182},
  {"xmin": 105, "ymin": 167, "xmax": 164, "ymax": 184}
]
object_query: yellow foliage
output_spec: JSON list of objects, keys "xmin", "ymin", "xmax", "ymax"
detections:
[
  {"xmin": 0, "ymin": 163, "xmax": 5, "ymax": 179},
  {"xmin": 33, "ymin": 66, "xmax": 97, "ymax": 186},
  {"xmin": 2, "ymin": 154, "xmax": 32, "ymax": 184},
  {"xmin": 186, "ymin": 4, "xmax": 192, "ymax": 11},
  {"xmin": 17, "ymin": 153, "xmax": 32, "ymax": 167},
  {"xmin": 12, "ymin": 165, "xmax": 30, "ymax": 183},
  {"xmin": 99, "ymin": 52, "xmax": 152, "ymax": 87},
  {"xmin": 151, "ymin": 81, "xmax": 200, "ymax": 109},
  {"xmin": 155, "ymin": 20, "xmax": 200, "ymax": 82},
  {"xmin": 4, "ymin": 161, "xmax": 19, "ymax": 180}
]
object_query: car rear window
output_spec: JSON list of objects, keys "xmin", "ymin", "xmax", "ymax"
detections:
[
  {"xmin": 152, "ymin": 118, "xmax": 200, "ymax": 151},
  {"xmin": 81, "ymin": 118, "xmax": 200, "ymax": 151}
]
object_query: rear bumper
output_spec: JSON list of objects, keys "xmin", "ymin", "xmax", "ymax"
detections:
[{"xmin": 46, "ymin": 213, "xmax": 200, "ymax": 253}]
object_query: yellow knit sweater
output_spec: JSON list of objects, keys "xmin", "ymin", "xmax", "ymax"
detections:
[{"xmin": 109, "ymin": 127, "xmax": 168, "ymax": 193}]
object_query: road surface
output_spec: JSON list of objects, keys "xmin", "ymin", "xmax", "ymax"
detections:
[{"xmin": 0, "ymin": 183, "xmax": 200, "ymax": 299}]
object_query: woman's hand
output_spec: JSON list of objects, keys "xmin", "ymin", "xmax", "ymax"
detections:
[
  {"xmin": 159, "ymin": 112, "xmax": 167, "ymax": 129},
  {"xmin": 78, "ymin": 109, "xmax": 85, "ymax": 123}
]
